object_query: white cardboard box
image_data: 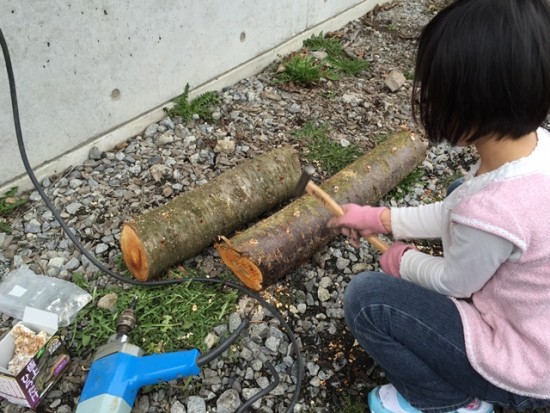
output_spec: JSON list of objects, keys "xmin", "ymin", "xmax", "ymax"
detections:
[{"xmin": 0, "ymin": 307, "xmax": 70, "ymax": 409}]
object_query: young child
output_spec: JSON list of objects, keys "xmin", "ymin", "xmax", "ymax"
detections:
[{"xmin": 327, "ymin": 1, "xmax": 550, "ymax": 412}]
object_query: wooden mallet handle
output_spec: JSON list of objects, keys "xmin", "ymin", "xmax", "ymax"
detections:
[{"xmin": 305, "ymin": 181, "xmax": 389, "ymax": 253}]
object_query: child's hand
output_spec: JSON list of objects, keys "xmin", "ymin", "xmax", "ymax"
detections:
[
  {"xmin": 327, "ymin": 205, "xmax": 389, "ymax": 246},
  {"xmin": 380, "ymin": 241, "xmax": 415, "ymax": 277}
]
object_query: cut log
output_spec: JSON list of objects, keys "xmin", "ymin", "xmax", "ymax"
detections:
[
  {"xmin": 121, "ymin": 146, "xmax": 301, "ymax": 281},
  {"xmin": 215, "ymin": 131, "xmax": 427, "ymax": 291}
]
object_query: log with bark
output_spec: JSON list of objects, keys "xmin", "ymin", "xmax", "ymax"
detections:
[
  {"xmin": 215, "ymin": 131, "xmax": 427, "ymax": 291},
  {"xmin": 120, "ymin": 146, "xmax": 301, "ymax": 281}
]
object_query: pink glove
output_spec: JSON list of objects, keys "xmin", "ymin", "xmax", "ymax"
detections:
[
  {"xmin": 327, "ymin": 204, "xmax": 389, "ymax": 238},
  {"xmin": 380, "ymin": 241, "xmax": 415, "ymax": 278}
]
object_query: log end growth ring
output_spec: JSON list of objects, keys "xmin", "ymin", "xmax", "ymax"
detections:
[
  {"xmin": 120, "ymin": 224, "xmax": 150, "ymax": 281},
  {"xmin": 215, "ymin": 242, "xmax": 263, "ymax": 291}
]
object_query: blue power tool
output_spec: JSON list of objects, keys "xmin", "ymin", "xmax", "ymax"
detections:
[
  {"xmin": 75, "ymin": 305, "xmax": 201, "ymax": 413},
  {"xmin": 75, "ymin": 302, "xmax": 248, "ymax": 413}
]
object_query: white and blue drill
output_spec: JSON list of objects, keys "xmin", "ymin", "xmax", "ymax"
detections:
[{"xmin": 75, "ymin": 304, "xmax": 219, "ymax": 413}]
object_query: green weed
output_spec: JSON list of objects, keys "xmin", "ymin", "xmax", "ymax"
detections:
[
  {"xmin": 68, "ymin": 270, "xmax": 238, "ymax": 357},
  {"xmin": 0, "ymin": 187, "xmax": 28, "ymax": 234},
  {"xmin": 303, "ymin": 32, "xmax": 344, "ymax": 57},
  {"xmin": 165, "ymin": 83, "xmax": 220, "ymax": 122},
  {"xmin": 276, "ymin": 32, "xmax": 369, "ymax": 86},
  {"xmin": 431, "ymin": 171, "xmax": 465, "ymax": 201},
  {"xmin": 330, "ymin": 57, "xmax": 370, "ymax": 77},
  {"xmin": 372, "ymin": 133, "xmax": 391, "ymax": 145},
  {"xmin": 340, "ymin": 394, "xmax": 366, "ymax": 413},
  {"xmin": 387, "ymin": 167, "xmax": 425, "ymax": 199},
  {"xmin": 322, "ymin": 90, "xmax": 337, "ymax": 99},
  {"xmin": 275, "ymin": 55, "xmax": 325, "ymax": 86},
  {"xmin": 404, "ymin": 71, "xmax": 415, "ymax": 80},
  {"xmin": 292, "ymin": 122, "xmax": 362, "ymax": 175}
]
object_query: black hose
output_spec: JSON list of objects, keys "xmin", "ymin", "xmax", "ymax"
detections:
[
  {"xmin": 0, "ymin": 27, "xmax": 303, "ymax": 413},
  {"xmin": 235, "ymin": 361, "xmax": 280, "ymax": 413},
  {"xmin": 197, "ymin": 319, "xmax": 250, "ymax": 367}
]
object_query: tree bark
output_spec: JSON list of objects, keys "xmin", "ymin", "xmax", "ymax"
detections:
[
  {"xmin": 215, "ymin": 131, "xmax": 427, "ymax": 291},
  {"xmin": 120, "ymin": 146, "xmax": 301, "ymax": 281}
]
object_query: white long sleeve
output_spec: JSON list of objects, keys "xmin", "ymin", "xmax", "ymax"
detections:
[
  {"xmin": 399, "ymin": 224, "xmax": 518, "ymax": 297},
  {"xmin": 390, "ymin": 202, "xmax": 444, "ymax": 239}
]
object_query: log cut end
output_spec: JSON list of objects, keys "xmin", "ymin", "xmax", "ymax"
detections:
[
  {"xmin": 120, "ymin": 224, "xmax": 150, "ymax": 281},
  {"xmin": 215, "ymin": 242, "xmax": 263, "ymax": 291}
]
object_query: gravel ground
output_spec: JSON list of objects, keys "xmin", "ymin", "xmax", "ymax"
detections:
[{"xmin": 2, "ymin": 1, "xmax": 550, "ymax": 412}]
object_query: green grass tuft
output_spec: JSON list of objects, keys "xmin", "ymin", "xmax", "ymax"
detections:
[
  {"xmin": 0, "ymin": 187, "xmax": 28, "ymax": 234},
  {"xmin": 275, "ymin": 32, "xmax": 369, "ymax": 86},
  {"xmin": 292, "ymin": 122, "xmax": 362, "ymax": 175},
  {"xmin": 68, "ymin": 270, "xmax": 239, "ymax": 357},
  {"xmin": 275, "ymin": 55, "xmax": 325, "ymax": 86},
  {"xmin": 303, "ymin": 32, "xmax": 344, "ymax": 57},
  {"xmin": 404, "ymin": 70, "xmax": 415, "ymax": 80},
  {"xmin": 330, "ymin": 56, "xmax": 370, "ymax": 77},
  {"xmin": 164, "ymin": 83, "xmax": 220, "ymax": 122},
  {"xmin": 387, "ymin": 167, "xmax": 425, "ymax": 199},
  {"xmin": 340, "ymin": 394, "xmax": 367, "ymax": 413}
]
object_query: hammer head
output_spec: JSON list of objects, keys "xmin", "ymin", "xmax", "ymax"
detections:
[{"xmin": 294, "ymin": 165, "xmax": 316, "ymax": 197}]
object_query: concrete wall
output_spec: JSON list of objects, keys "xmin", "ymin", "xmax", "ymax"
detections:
[{"xmin": 0, "ymin": 0, "xmax": 385, "ymax": 193}]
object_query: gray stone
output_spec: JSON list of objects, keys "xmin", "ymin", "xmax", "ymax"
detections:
[
  {"xmin": 214, "ymin": 140, "xmax": 236, "ymax": 154},
  {"xmin": 129, "ymin": 165, "xmax": 141, "ymax": 174},
  {"xmin": 97, "ymin": 292, "xmax": 118, "ymax": 311},
  {"xmin": 311, "ymin": 50, "xmax": 328, "ymax": 60},
  {"xmin": 175, "ymin": 124, "xmax": 188, "ymax": 138},
  {"xmin": 183, "ymin": 135, "xmax": 197, "ymax": 148},
  {"xmin": 385, "ymin": 69, "xmax": 407, "ymax": 92},
  {"xmin": 256, "ymin": 376, "xmax": 270, "ymax": 389},
  {"xmin": 149, "ymin": 164, "xmax": 172, "ymax": 182},
  {"xmin": 25, "ymin": 219, "xmax": 41, "ymax": 233},
  {"xmin": 66, "ymin": 202, "xmax": 83, "ymax": 215},
  {"xmin": 352, "ymin": 262, "xmax": 370, "ymax": 273},
  {"xmin": 68, "ymin": 179, "xmax": 82, "ymax": 190},
  {"xmin": 88, "ymin": 146, "xmax": 103, "ymax": 160},
  {"xmin": 307, "ymin": 362, "xmax": 320, "ymax": 375},
  {"xmin": 204, "ymin": 332, "xmax": 219, "ymax": 349},
  {"xmin": 136, "ymin": 395, "xmax": 150, "ymax": 411},
  {"xmin": 216, "ymin": 389, "xmax": 241, "ymax": 413},
  {"xmin": 317, "ymin": 287, "xmax": 331, "ymax": 302},
  {"xmin": 189, "ymin": 153, "xmax": 201, "ymax": 164},
  {"xmin": 94, "ymin": 243, "xmax": 109, "ymax": 254},
  {"xmin": 41, "ymin": 176, "xmax": 51, "ymax": 187},
  {"xmin": 64, "ymin": 257, "xmax": 80, "ymax": 271},
  {"xmin": 228, "ymin": 312, "xmax": 241, "ymax": 333},
  {"xmin": 144, "ymin": 124, "xmax": 158, "ymax": 138},
  {"xmin": 340, "ymin": 138, "xmax": 351, "ymax": 148},
  {"xmin": 155, "ymin": 133, "xmax": 175, "ymax": 146},
  {"xmin": 318, "ymin": 277, "xmax": 332, "ymax": 289},
  {"xmin": 160, "ymin": 117, "xmax": 175, "ymax": 130},
  {"xmin": 288, "ymin": 103, "xmax": 301, "ymax": 113},
  {"xmin": 265, "ymin": 336, "xmax": 281, "ymax": 352},
  {"xmin": 213, "ymin": 324, "xmax": 228, "ymax": 336},
  {"xmin": 186, "ymin": 396, "xmax": 206, "ymax": 413},
  {"xmin": 242, "ymin": 388, "xmax": 262, "ymax": 409},
  {"xmin": 29, "ymin": 191, "xmax": 42, "ymax": 202},
  {"xmin": 240, "ymin": 347, "xmax": 253, "ymax": 361},
  {"xmin": 170, "ymin": 400, "xmax": 186, "ymax": 413},
  {"xmin": 48, "ymin": 257, "xmax": 64, "ymax": 270},
  {"xmin": 342, "ymin": 92, "xmax": 362, "ymax": 104},
  {"xmin": 335, "ymin": 257, "xmax": 351, "ymax": 270}
]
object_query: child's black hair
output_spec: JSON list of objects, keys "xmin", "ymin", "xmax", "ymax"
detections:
[{"xmin": 413, "ymin": 0, "xmax": 550, "ymax": 145}]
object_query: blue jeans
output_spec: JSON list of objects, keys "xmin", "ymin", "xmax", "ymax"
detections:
[{"xmin": 344, "ymin": 272, "xmax": 550, "ymax": 412}]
